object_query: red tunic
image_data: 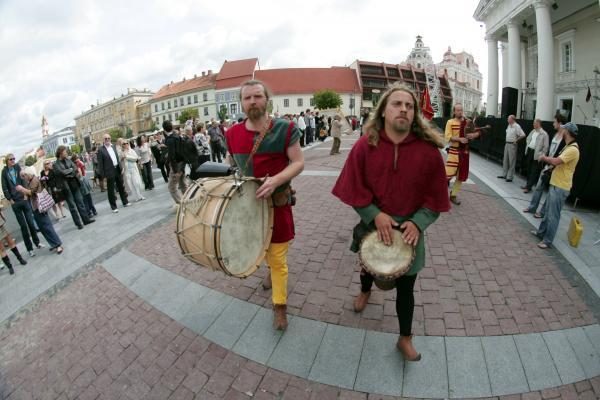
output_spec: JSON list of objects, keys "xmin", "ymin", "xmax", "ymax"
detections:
[
  {"xmin": 332, "ymin": 130, "xmax": 450, "ymax": 215},
  {"xmin": 226, "ymin": 120, "xmax": 299, "ymax": 243}
]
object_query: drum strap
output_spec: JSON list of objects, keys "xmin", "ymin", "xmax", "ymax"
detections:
[{"xmin": 244, "ymin": 118, "xmax": 273, "ymax": 174}]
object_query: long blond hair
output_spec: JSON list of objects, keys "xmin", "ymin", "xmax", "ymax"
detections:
[{"xmin": 364, "ymin": 83, "xmax": 444, "ymax": 148}]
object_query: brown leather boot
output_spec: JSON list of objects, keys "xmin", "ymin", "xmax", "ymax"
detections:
[
  {"xmin": 273, "ymin": 304, "xmax": 288, "ymax": 331},
  {"xmin": 353, "ymin": 291, "xmax": 371, "ymax": 313},
  {"xmin": 262, "ymin": 272, "xmax": 272, "ymax": 290},
  {"xmin": 397, "ymin": 335, "xmax": 421, "ymax": 361}
]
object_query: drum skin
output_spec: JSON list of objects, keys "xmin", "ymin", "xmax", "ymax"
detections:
[
  {"xmin": 176, "ymin": 177, "xmax": 273, "ymax": 278},
  {"xmin": 359, "ymin": 230, "xmax": 415, "ymax": 291}
]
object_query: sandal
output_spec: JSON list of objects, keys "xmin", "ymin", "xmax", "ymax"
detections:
[
  {"xmin": 523, "ymin": 208, "xmax": 531, "ymax": 213},
  {"xmin": 533, "ymin": 213, "xmax": 543, "ymax": 219},
  {"xmin": 537, "ymin": 242, "xmax": 549, "ymax": 249},
  {"xmin": 56, "ymin": 246, "xmax": 64, "ymax": 254}
]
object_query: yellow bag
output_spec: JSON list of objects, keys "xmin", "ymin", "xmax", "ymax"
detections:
[{"xmin": 567, "ymin": 216, "xmax": 583, "ymax": 248}]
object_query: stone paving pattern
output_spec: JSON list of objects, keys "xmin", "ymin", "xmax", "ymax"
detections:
[
  {"xmin": 129, "ymin": 145, "xmax": 597, "ymax": 337},
  {"xmin": 1, "ymin": 265, "xmax": 599, "ymax": 400}
]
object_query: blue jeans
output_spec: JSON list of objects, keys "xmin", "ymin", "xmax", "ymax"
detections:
[
  {"xmin": 11, "ymin": 200, "xmax": 40, "ymax": 251},
  {"xmin": 536, "ymin": 185, "xmax": 569, "ymax": 246},
  {"xmin": 33, "ymin": 210, "xmax": 62, "ymax": 249},
  {"xmin": 527, "ymin": 175, "xmax": 547, "ymax": 215}
]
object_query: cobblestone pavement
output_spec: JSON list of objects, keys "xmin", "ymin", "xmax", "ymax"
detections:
[
  {"xmin": 129, "ymin": 144, "xmax": 598, "ymax": 337},
  {"xmin": 1, "ymin": 266, "xmax": 599, "ymax": 400}
]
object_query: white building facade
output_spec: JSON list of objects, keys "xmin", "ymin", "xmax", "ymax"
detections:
[
  {"xmin": 405, "ymin": 35, "xmax": 434, "ymax": 69},
  {"xmin": 149, "ymin": 72, "xmax": 218, "ymax": 127},
  {"xmin": 437, "ymin": 48, "xmax": 484, "ymax": 114},
  {"xmin": 42, "ymin": 126, "xmax": 76, "ymax": 157},
  {"xmin": 268, "ymin": 93, "xmax": 360, "ymax": 117},
  {"xmin": 475, "ymin": 0, "xmax": 600, "ymax": 125}
]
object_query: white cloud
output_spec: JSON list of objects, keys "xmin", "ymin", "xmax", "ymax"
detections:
[{"xmin": 0, "ymin": 0, "xmax": 486, "ymax": 158}]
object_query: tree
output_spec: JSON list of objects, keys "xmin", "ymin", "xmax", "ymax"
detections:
[
  {"xmin": 218, "ymin": 104, "xmax": 228, "ymax": 121},
  {"xmin": 178, "ymin": 108, "xmax": 199, "ymax": 124},
  {"xmin": 108, "ymin": 128, "xmax": 122, "ymax": 142},
  {"xmin": 25, "ymin": 155, "xmax": 37, "ymax": 166},
  {"xmin": 313, "ymin": 89, "xmax": 343, "ymax": 110},
  {"xmin": 126, "ymin": 127, "xmax": 133, "ymax": 138},
  {"xmin": 70, "ymin": 144, "xmax": 81, "ymax": 154},
  {"xmin": 149, "ymin": 121, "xmax": 157, "ymax": 132}
]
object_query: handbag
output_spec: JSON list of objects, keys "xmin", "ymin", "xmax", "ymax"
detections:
[{"xmin": 37, "ymin": 188, "xmax": 56, "ymax": 213}]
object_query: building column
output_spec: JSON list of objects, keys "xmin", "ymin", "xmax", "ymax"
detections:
[
  {"xmin": 534, "ymin": 0, "xmax": 555, "ymax": 121},
  {"xmin": 507, "ymin": 20, "xmax": 522, "ymax": 90},
  {"xmin": 501, "ymin": 43, "xmax": 509, "ymax": 89},
  {"xmin": 520, "ymin": 41, "xmax": 528, "ymax": 117},
  {"xmin": 487, "ymin": 36, "xmax": 499, "ymax": 117}
]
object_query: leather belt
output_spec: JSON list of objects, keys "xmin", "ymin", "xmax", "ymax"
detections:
[{"xmin": 505, "ymin": 141, "xmax": 516, "ymax": 144}]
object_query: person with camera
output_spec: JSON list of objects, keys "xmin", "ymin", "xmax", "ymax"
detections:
[{"xmin": 54, "ymin": 146, "xmax": 95, "ymax": 229}]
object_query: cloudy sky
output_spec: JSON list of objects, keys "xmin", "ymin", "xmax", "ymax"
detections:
[{"xmin": 0, "ymin": 0, "xmax": 486, "ymax": 158}]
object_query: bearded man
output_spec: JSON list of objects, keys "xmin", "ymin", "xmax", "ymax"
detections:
[
  {"xmin": 225, "ymin": 80, "xmax": 304, "ymax": 330},
  {"xmin": 332, "ymin": 83, "xmax": 449, "ymax": 361}
]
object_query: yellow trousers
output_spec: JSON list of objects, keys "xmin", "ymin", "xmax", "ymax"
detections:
[
  {"xmin": 450, "ymin": 179, "xmax": 462, "ymax": 197},
  {"xmin": 265, "ymin": 242, "xmax": 289, "ymax": 305}
]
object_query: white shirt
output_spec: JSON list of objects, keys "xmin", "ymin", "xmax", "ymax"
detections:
[
  {"xmin": 105, "ymin": 143, "xmax": 118, "ymax": 166},
  {"xmin": 297, "ymin": 116, "xmax": 306, "ymax": 130},
  {"xmin": 505, "ymin": 123, "xmax": 525, "ymax": 142},
  {"xmin": 528, "ymin": 130, "xmax": 540, "ymax": 149}
]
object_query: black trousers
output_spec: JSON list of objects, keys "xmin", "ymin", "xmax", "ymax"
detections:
[
  {"xmin": 157, "ymin": 161, "xmax": 169, "ymax": 183},
  {"xmin": 299, "ymin": 129, "xmax": 305, "ymax": 147},
  {"xmin": 525, "ymin": 150, "xmax": 543, "ymax": 190},
  {"xmin": 11, "ymin": 200, "xmax": 40, "ymax": 251},
  {"xmin": 106, "ymin": 173, "xmax": 128, "ymax": 210},
  {"xmin": 142, "ymin": 161, "xmax": 154, "ymax": 189},
  {"xmin": 360, "ymin": 268, "xmax": 417, "ymax": 336},
  {"xmin": 63, "ymin": 179, "xmax": 91, "ymax": 227}
]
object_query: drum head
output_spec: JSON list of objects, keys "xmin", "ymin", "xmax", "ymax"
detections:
[
  {"xmin": 359, "ymin": 230, "xmax": 414, "ymax": 280},
  {"xmin": 218, "ymin": 180, "xmax": 272, "ymax": 277}
]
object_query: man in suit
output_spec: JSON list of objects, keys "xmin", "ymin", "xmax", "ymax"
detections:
[{"xmin": 96, "ymin": 134, "xmax": 129, "ymax": 213}]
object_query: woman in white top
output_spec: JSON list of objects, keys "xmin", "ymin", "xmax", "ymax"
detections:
[
  {"xmin": 136, "ymin": 135, "xmax": 154, "ymax": 190},
  {"xmin": 122, "ymin": 142, "xmax": 145, "ymax": 201}
]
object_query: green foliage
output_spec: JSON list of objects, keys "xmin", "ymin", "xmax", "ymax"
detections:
[
  {"xmin": 218, "ymin": 104, "xmax": 228, "ymax": 121},
  {"xmin": 25, "ymin": 155, "xmax": 37, "ymax": 166},
  {"xmin": 267, "ymin": 100, "xmax": 273, "ymax": 115},
  {"xmin": 126, "ymin": 127, "xmax": 133, "ymax": 138},
  {"xmin": 178, "ymin": 108, "xmax": 199, "ymax": 124},
  {"xmin": 313, "ymin": 89, "xmax": 343, "ymax": 110},
  {"xmin": 108, "ymin": 128, "xmax": 122, "ymax": 142},
  {"xmin": 70, "ymin": 144, "xmax": 82, "ymax": 155},
  {"xmin": 149, "ymin": 121, "xmax": 157, "ymax": 132}
]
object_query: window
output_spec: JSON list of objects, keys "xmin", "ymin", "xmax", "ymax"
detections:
[
  {"xmin": 562, "ymin": 42, "xmax": 572, "ymax": 72},
  {"xmin": 203, "ymin": 93, "xmax": 208, "ymax": 102},
  {"xmin": 187, "ymin": 96, "xmax": 191, "ymax": 105},
  {"xmin": 161, "ymin": 103, "xmax": 165, "ymax": 111},
  {"xmin": 169, "ymin": 114, "xmax": 172, "ymax": 121},
  {"xmin": 194, "ymin": 95, "xmax": 198, "ymax": 103},
  {"xmin": 167, "ymin": 101, "xmax": 171, "ymax": 109},
  {"xmin": 230, "ymin": 104, "xmax": 237, "ymax": 115},
  {"xmin": 466, "ymin": 58, "xmax": 470, "ymax": 68},
  {"xmin": 284, "ymin": 99, "xmax": 289, "ymax": 108},
  {"xmin": 454, "ymin": 71, "xmax": 457, "ymax": 80},
  {"xmin": 204, "ymin": 107, "xmax": 209, "ymax": 116},
  {"xmin": 154, "ymin": 104, "xmax": 158, "ymax": 112},
  {"xmin": 297, "ymin": 98, "xmax": 303, "ymax": 107},
  {"xmin": 477, "ymin": 80, "xmax": 480, "ymax": 90},
  {"xmin": 63, "ymin": 138, "xmax": 68, "ymax": 144},
  {"xmin": 155, "ymin": 117, "xmax": 159, "ymax": 124},
  {"xmin": 174, "ymin": 98, "xmax": 178, "ymax": 107},
  {"xmin": 310, "ymin": 97, "xmax": 315, "ymax": 106},
  {"xmin": 162, "ymin": 115, "xmax": 166, "ymax": 122},
  {"xmin": 556, "ymin": 29, "xmax": 576, "ymax": 74},
  {"xmin": 175, "ymin": 112, "xmax": 179, "ymax": 120},
  {"xmin": 180, "ymin": 98, "xmax": 184, "ymax": 106}
]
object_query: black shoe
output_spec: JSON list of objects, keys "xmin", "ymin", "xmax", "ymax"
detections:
[
  {"xmin": 505, "ymin": 179, "xmax": 513, "ymax": 182},
  {"xmin": 497, "ymin": 175, "xmax": 506, "ymax": 179},
  {"xmin": 83, "ymin": 219, "xmax": 95, "ymax": 225},
  {"xmin": 77, "ymin": 225, "xmax": 84, "ymax": 230}
]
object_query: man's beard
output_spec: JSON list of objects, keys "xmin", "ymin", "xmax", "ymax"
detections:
[
  {"xmin": 247, "ymin": 104, "xmax": 266, "ymax": 121},
  {"xmin": 391, "ymin": 118, "xmax": 411, "ymax": 134}
]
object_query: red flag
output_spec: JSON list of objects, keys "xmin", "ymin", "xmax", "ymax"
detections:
[
  {"xmin": 586, "ymin": 86, "xmax": 592, "ymax": 102},
  {"xmin": 420, "ymin": 86, "xmax": 434, "ymax": 120}
]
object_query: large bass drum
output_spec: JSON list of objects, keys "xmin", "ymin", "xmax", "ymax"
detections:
[{"xmin": 176, "ymin": 177, "xmax": 273, "ymax": 278}]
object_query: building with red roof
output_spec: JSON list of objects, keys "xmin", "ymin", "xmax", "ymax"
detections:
[
  {"xmin": 149, "ymin": 71, "xmax": 218, "ymax": 126},
  {"xmin": 215, "ymin": 58, "xmax": 258, "ymax": 120},
  {"xmin": 255, "ymin": 67, "xmax": 362, "ymax": 116}
]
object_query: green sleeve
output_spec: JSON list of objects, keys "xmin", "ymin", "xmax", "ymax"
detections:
[
  {"xmin": 409, "ymin": 208, "xmax": 439, "ymax": 232},
  {"xmin": 353, "ymin": 204, "xmax": 381, "ymax": 225}
]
